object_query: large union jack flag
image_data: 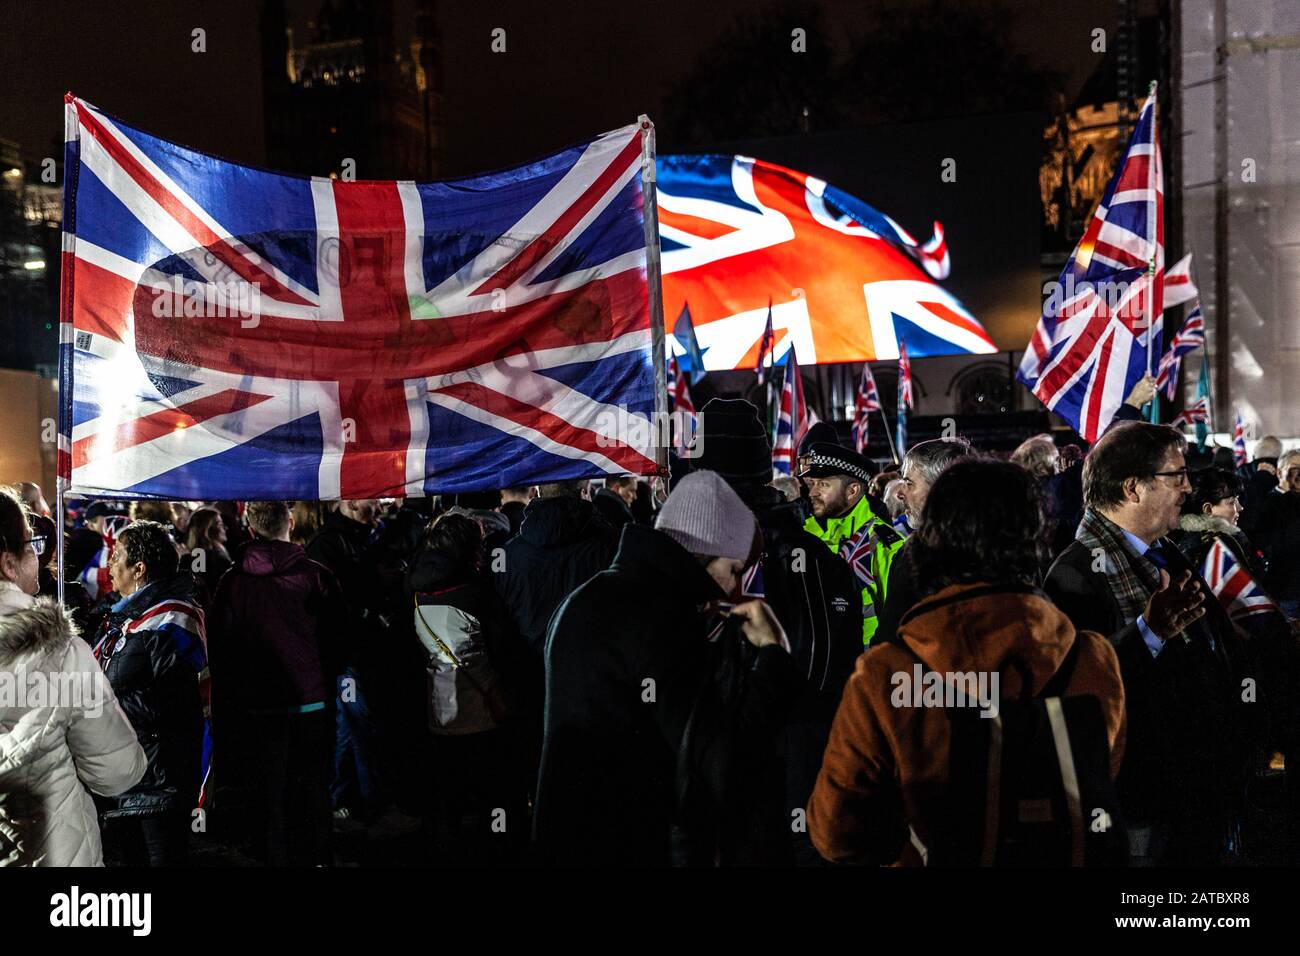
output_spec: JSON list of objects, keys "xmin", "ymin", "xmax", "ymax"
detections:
[
  {"xmin": 656, "ymin": 155, "xmax": 995, "ymax": 370},
  {"xmin": 58, "ymin": 96, "xmax": 662, "ymax": 500},
  {"xmin": 1018, "ymin": 89, "xmax": 1164, "ymax": 442}
]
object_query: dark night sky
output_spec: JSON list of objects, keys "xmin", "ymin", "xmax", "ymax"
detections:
[{"xmin": 0, "ymin": 0, "xmax": 1122, "ymax": 176}]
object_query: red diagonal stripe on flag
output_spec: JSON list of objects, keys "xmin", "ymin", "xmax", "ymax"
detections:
[
  {"xmin": 471, "ymin": 130, "xmax": 643, "ymax": 296},
  {"xmin": 75, "ymin": 102, "xmax": 314, "ymax": 308},
  {"xmin": 72, "ymin": 387, "xmax": 273, "ymax": 467},
  {"xmin": 433, "ymin": 380, "xmax": 657, "ymax": 473}
]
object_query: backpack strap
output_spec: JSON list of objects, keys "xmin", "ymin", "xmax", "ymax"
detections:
[{"xmin": 1036, "ymin": 634, "xmax": 1083, "ymax": 700}]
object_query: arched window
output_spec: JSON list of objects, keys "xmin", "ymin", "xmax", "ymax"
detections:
[{"xmin": 953, "ymin": 363, "xmax": 1012, "ymax": 415}]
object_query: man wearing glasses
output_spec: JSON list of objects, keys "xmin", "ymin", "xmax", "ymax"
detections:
[{"xmin": 1045, "ymin": 422, "xmax": 1260, "ymax": 866}]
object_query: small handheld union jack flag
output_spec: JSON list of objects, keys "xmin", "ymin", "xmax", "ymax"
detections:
[
  {"xmin": 1155, "ymin": 299, "xmax": 1205, "ymax": 400},
  {"xmin": 1202, "ymin": 538, "xmax": 1279, "ymax": 623},
  {"xmin": 1233, "ymin": 413, "xmax": 1248, "ymax": 467},
  {"xmin": 897, "ymin": 339, "xmax": 913, "ymax": 453},
  {"xmin": 851, "ymin": 362, "xmax": 882, "ymax": 454},
  {"xmin": 771, "ymin": 350, "xmax": 807, "ymax": 475},
  {"xmin": 1170, "ymin": 395, "xmax": 1211, "ymax": 428}
]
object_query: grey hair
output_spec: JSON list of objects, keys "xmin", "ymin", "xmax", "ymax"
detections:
[
  {"xmin": 1256, "ymin": 435, "xmax": 1283, "ymax": 461},
  {"xmin": 901, "ymin": 437, "xmax": 973, "ymax": 486}
]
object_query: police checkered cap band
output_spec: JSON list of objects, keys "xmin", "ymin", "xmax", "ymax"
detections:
[{"xmin": 806, "ymin": 452, "xmax": 873, "ymax": 483}]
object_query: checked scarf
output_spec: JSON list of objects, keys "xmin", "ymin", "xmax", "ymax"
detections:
[{"xmin": 1075, "ymin": 508, "xmax": 1164, "ymax": 629}]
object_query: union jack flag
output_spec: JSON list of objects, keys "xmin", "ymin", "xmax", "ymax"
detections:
[
  {"xmin": 76, "ymin": 513, "xmax": 128, "ymax": 601},
  {"xmin": 665, "ymin": 353, "xmax": 696, "ymax": 453},
  {"xmin": 1171, "ymin": 394, "xmax": 1211, "ymax": 428},
  {"xmin": 657, "ymin": 155, "xmax": 995, "ymax": 371},
  {"xmin": 1155, "ymin": 300, "xmax": 1205, "ymax": 400},
  {"xmin": 850, "ymin": 362, "xmax": 882, "ymax": 454},
  {"xmin": 666, "ymin": 353, "xmax": 695, "ymax": 416},
  {"xmin": 1202, "ymin": 538, "xmax": 1280, "ymax": 623},
  {"xmin": 1234, "ymin": 413, "xmax": 1248, "ymax": 466},
  {"xmin": 897, "ymin": 339, "xmax": 913, "ymax": 452},
  {"xmin": 839, "ymin": 523, "xmax": 876, "ymax": 592},
  {"xmin": 1018, "ymin": 89, "xmax": 1164, "ymax": 442},
  {"xmin": 772, "ymin": 350, "xmax": 807, "ymax": 475},
  {"xmin": 58, "ymin": 96, "xmax": 662, "ymax": 500}
]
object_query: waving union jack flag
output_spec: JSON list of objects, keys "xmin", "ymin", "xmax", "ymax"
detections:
[
  {"xmin": 58, "ymin": 96, "xmax": 663, "ymax": 500},
  {"xmin": 1018, "ymin": 88, "xmax": 1164, "ymax": 442},
  {"xmin": 850, "ymin": 362, "xmax": 881, "ymax": 454},
  {"xmin": 1170, "ymin": 394, "xmax": 1211, "ymax": 428},
  {"xmin": 1155, "ymin": 300, "xmax": 1205, "ymax": 400},
  {"xmin": 1233, "ymin": 413, "xmax": 1248, "ymax": 466},
  {"xmin": 1202, "ymin": 539, "xmax": 1280, "ymax": 622},
  {"xmin": 771, "ymin": 350, "xmax": 807, "ymax": 475},
  {"xmin": 657, "ymin": 155, "xmax": 995, "ymax": 371}
]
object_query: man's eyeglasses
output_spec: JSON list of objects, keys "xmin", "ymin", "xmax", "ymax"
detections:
[{"xmin": 1151, "ymin": 468, "xmax": 1191, "ymax": 483}]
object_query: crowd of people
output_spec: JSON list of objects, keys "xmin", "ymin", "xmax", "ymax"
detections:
[{"xmin": 1, "ymin": 394, "xmax": 1299, "ymax": 867}]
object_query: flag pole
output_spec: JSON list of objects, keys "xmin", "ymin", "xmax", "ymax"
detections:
[
  {"xmin": 1145, "ymin": 79, "xmax": 1159, "ymax": 423},
  {"xmin": 876, "ymin": 405, "xmax": 900, "ymax": 466},
  {"xmin": 55, "ymin": 485, "xmax": 65, "ymax": 605},
  {"xmin": 638, "ymin": 116, "xmax": 669, "ymax": 485}
]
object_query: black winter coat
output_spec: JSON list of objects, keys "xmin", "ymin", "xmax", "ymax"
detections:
[
  {"xmin": 493, "ymin": 495, "xmax": 617, "ymax": 661},
  {"xmin": 1256, "ymin": 491, "xmax": 1300, "ymax": 603},
  {"xmin": 734, "ymin": 484, "xmax": 860, "ymax": 850},
  {"xmin": 96, "ymin": 575, "xmax": 205, "ymax": 819},
  {"xmin": 533, "ymin": 524, "xmax": 801, "ymax": 866},
  {"xmin": 1044, "ymin": 537, "xmax": 1258, "ymax": 864}
]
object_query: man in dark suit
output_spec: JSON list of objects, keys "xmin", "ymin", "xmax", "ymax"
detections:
[{"xmin": 1045, "ymin": 421, "xmax": 1259, "ymax": 865}]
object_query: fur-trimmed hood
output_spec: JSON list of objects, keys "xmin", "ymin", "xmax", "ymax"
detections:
[
  {"xmin": 0, "ymin": 589, "xmax": 78, "ymax": 667},
  {"xmin": 1178, "ymin": 513, "xmax": 1240, "ymax": 536}
]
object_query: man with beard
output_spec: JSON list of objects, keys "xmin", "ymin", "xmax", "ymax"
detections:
[{"xmin": 799, "ymin": 442, "xmax": 901, "ymax": 645}]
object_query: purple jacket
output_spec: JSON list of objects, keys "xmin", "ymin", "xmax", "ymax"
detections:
[{"xmin": 209, "ymin": 539, "xmax": 348, "ymax": 713}]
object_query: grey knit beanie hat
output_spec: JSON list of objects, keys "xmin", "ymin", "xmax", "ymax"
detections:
[{"xmin": 655, "ymin": 470, "xmax": 756, "ymax": 562}]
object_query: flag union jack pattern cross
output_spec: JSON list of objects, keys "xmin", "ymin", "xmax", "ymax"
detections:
[
  {"xmin": 657, "ymin": 155, "xmax": 995, "ymax": 371},
  {"xmin": 59, "ymin": 96, "xmax": 661, "ymax": 500},
  {"xmin": 1018, "ymin": 90, "xmax": 1164, "ymax": 442}
]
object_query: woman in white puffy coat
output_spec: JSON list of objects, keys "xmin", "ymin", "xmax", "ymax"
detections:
[{"xmin": 0, "ymin": 487, "xmax": 146, "ymax": 866}]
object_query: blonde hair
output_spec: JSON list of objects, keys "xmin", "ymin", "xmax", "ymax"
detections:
[{"xmin": 1010, "ymin": 435, "xmax": 1059, "ymax": 478}]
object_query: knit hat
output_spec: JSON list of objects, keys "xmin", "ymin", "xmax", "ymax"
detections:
[
  {"xmin": 655, "ymin": 470, "xmax": 756, "ymax": 562},
  {"xmin": 689, "ymin": 398, "xmax": 771, "ymax": 485}
]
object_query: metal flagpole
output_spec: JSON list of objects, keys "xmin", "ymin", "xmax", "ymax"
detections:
[
  {"xmin": 55, "ymin": 485, "xmax": 65, "ymax": 605},
  {"xmin": 637, "ymin": 115, "xmax": 670, "ymax": 489},
  {"xmin": 1145, "ymin": 80, "xmax": 1160, "ymax": 422},
  {"xmin": 876, "ymin": 405, "xmax": 901, "ymax": 466}
]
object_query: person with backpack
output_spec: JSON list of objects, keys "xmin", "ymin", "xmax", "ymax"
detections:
[
  {"xmin": 407, "ymin": 513, "xmax": 527, "ymax": 862},
  {"xmin": 808, "ymin": 459, "xmax": 1126, "ymax": 866},
  {"xmin": 207, "ymin": 501, "xmax": 348, "ymax": 866},
  {"xmin": 533, "ymin": 471, "xmax": 800, "ymax": 866}
]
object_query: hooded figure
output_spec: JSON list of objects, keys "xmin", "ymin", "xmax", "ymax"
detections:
[
  {"xmin": 534, "ymin": 471, "xmax": 800, "ymax": 865},
  {"xmin": 0, "ymin": 584, "xmax": 147, "ymax": 866}
]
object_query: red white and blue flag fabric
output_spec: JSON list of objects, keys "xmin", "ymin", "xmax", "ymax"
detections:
[
  {"xmin": 897, "ymin": 339, "xmax": 913, "ymax": 452},
  {"xmin": 666, "ymin": 354, "xmax": 695, "ymax": 416},
  {"xmin": 1202, "ymin": 539, "xmax": 1280, "ymax": 623},
  {"xmin": 771, "ymin": 351, "xmax": 807, "ymax": 475},
  {"xmin": 1171, "ymin": 395, "xmax": 1211, "ymax": 428},
  {"xmin": 1155, "ymin": 300, "xmax": 1204, "ymax": 400},
  {"xmin": 58, "ymin": 96, "xmax": 662, "ymax": 500},
  {"xmin": 657, "ymin": 155, "xmax": 995, "ymax": 370},
  {"xmin": 1233, "ymin": 413, "xmax": 1248, "ymax": 466},
  {"xmin": 1164, "ymin": 252, "xmax": 1198, "ymax": 309},
  {"xmin": 1018, "ymin": 89, "xmax": 1164, "ymax": 442},
  {"xmin": 850, "ymin": 362, "xmax": 882, "ymax": 454}
]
